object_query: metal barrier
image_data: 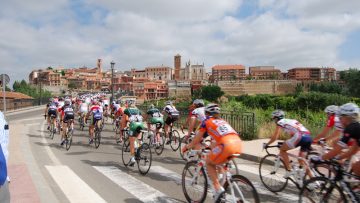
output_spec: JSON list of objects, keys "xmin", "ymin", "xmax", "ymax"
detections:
[{"xmin": 138, "ymin": 105, "xmax": 255, "ymax": 140}]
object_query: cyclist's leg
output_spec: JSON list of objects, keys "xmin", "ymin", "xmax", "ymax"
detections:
[
  {"xmin": 353, "ymin": 160, "xmax": 360, "ymax": 176},
  {"xmin": 164, "ymin": 117, "xmax": 171, "ymax": 138},
  {"xmin": 297, "ymin": 135, "xmax": 313, "ymax": 177},
  {"xmin": 187, "ymin": 117, "xmax": 196, "ymax": 137},
  {"xmin": 282, "ymin": 134, "xmax": 302, "ymax": 171}
]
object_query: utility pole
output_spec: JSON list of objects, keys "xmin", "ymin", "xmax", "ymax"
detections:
[
  {"xmin": 2, "ymin": 74, "xmax": 6, "ymax": 113},
  {"xmin": 110, "ymin": 61, "xmax": 115, "ymax": 103}
]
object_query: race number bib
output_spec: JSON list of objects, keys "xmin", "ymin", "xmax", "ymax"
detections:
[{"xmin": 216, "ymin": 124, "xmax": 235, "ymax": 136}]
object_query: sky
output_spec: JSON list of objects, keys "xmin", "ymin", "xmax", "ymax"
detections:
[{"xmin": 0, "ymin": 0, "xmax": 360, "ymax": 85}]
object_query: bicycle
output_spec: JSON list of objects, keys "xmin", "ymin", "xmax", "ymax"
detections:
[
  {"xmin": 78, "ymin": 114, "xmax": 85, "ymax": 131},
  {"xmin": 259, "ymin": 141, "xmax": 332, "ymax": 193},
  {"xmin": 299, "ymin": 159, "xmax": 360, "ymax": 203},
  {"xmin": 121, "ymin": 128, "xmax": 152, "ymax": 175},
  {"xmin": 93, "ymin": 119, "xmax": 102, "ymax": 148},
  {"xmin": 49, "ymin": 115, "xmax": 56, "ymax": 139},
  {"xmin": 165, "ymin": 122, "xmax": 181, "ymax": 151},
  {"xmin": 144, "ymin": 123, "xmax": 165, "ymax": 155},
  {"xmin": 182, "ymin": 149, "xmax": 260, "ymax": 203},
  {"xmin": 64, "ymin": 119, "xmax": 74, "ymax": 151}
]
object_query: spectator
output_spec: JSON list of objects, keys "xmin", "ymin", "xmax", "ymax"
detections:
[{"xmin": 0, "ymin": 111, "xmax": 10, "ymax": 203}]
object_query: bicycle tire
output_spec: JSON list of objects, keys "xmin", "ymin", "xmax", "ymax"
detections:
[
  {"xmin": 229, "ymin": 159, "xmax": 239, "ymax": 175},
  {"xmin": 170, "ymin": 130, "xmax": 181, "ymax": 151},
  {"xmin": 182, "ymin": 161, "xmax": 208, "ymax": 203},
  {"xmin": 219, "ymin": 174, "xmax": 260, "ymax": 203},
  {"xmin": 94, "ymin": 128, "xmax": 101, "ymax": 148},
  {"xmin": 137, "ymin": 143, "xmax": 152, "ymax": 175},
  {"xmin": 50, "ymin": 122, "xmax": 55, "ymax": 139},
  {"xmin": 179, "ymin": 136, "xmax": 192, "ymax": 160},
  {"xmin": 259, "ymin": 154, "xmax": 288, "ymax": 192},
  {"xmin": 299, "ymin": 176, "xmax": 347, "ymax": 203},
  {"xmin": 121, "ymin": 137, "xmax": 131, "ymax": 167},
  {"xmin": 154, "ymin": 132, "xmax": 165, "ymax": 156},
  {"xmin": 307, "ymin": 152, "xmax": 335, "ymax": 179},
  {"xmin": 65, "ymin": 129, "xmax": 73, "ymax": 151}
]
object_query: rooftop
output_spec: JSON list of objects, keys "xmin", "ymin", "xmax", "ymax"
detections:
[
  {"xmin": 0, "ymin": 91, "xmax": 33, "ymax": 99},
  {"xmin": 212, "ymin": 64, "xmax": 245, "ymax": 70}
]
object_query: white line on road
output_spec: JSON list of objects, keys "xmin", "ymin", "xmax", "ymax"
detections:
[
  {"xmin": 40, "ymin": 120, "xmax": 62, "ymax": 165},
  {"xmin": 93, "ymin": 166, "xmax": 181, "ymax": 203},
  {"xmin": 46, "ymin": 165, "xmax": 107, "ymax": 203}
]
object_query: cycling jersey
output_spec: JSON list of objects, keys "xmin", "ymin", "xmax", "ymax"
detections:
[
  {"xmin": 147, "ymin": 108, "xmax": 162, "ymax": 118},
  {"xmin": 47, "ymin": 102, "xmax": 58, "ymax": 116},
  {"xmin": 90, "ymin": 105, "xmax": 103, "ymax": 125},
  {"xmin": 338, "ymin": 122, "xmax": 360, "ymax": 148},
  {"xmin": 199, "ymin": 116, "xmax": 242, "ymax": 165},
  {"xmin": 191, "ymin": 107, "xmax": 206, "ymax": 122},
  {"xmin": 62, "ymin": 105, "xmax": 74, "ymax": 122},
  {"xmin": 79, "ymin": 103, "xmax": 88, "ymax": 113},
  {"xmin": 124, "ymin": 108, "xmax": 144, "ymax": 136},
  {"xmin": 277, "ymin": 119, "xmax": 310, "ymax": 135},
  {"xmin": 163, "ymin": 105, "xmax": 180, "ymax": 117},
  {"xmin": 326, "ymin": 115, "xmax": 343, "ymax": 131}
]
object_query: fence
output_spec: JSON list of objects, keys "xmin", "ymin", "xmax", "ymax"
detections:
[{"xmin": 138, "ymin": 105, "xmax": 255, "ymax": 140}]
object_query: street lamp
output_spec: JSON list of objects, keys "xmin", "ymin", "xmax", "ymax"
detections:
[{"xmin": 110, "ymin": 61, "xmax": 115, "ymax": 103}]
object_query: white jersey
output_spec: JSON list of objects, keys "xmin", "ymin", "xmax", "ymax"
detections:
[
  {"xmin": 191, "ymin": 107, "xmax": 206, "ymax": 122},
  {"xmin": 113, "ymin": 104, "xmax": 121, "ymax": 111},
  {"xmin": 334, "ymin": 116, "xmax": 344, "ymax": 132},
  {"xmin": 163, "ymin": 105, "xmax": 179, "ymax": 116},
  {"xmin": 58, "ymin": 101, "xmax": 64, "ymax": 108},
  {"xmin": 79, "ymin": 103, "xmax": 88, "ymax": 113},
  {"xmin": 277, "ymin": 119, "xmax": 310, "ymax": 136}
]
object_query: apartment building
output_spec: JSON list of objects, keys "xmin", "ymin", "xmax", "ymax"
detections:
[
  {"xmin": 212, "ymin": 65, "xmax": 246, "ymax": 81},
  {"xmin": 288, "ymin": 67, "xmax": 337, "ymax": 81},
  {"xmin": 249, "ymin": 66, "xmax": 282, "ymax": 79},
  {"xmin": 145, "ymin": 66, "xmax": 172, "ymax": 81}
]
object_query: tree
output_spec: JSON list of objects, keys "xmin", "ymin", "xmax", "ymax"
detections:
[
  {"xmin": 200, "ymin": 85, "xmax": 224, "ymax": 102},
  {"xmin": 47, "ymin": 66, "xmax": 53, "ymax": 70},
  {"xmin": 295, "ymin": 83, "xmax": 304, "ymax": 95},
  {"xmin": 61, "ymin": 70, "xmax": 65, "ymax": 76},
  {"xmin": 341, "ymin": 69, "xmax": 360, "ymax": 97}
]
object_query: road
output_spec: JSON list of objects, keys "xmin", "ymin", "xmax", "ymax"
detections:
[{"xmin": 7, "ymin": 109, "xmax": 301, "ymax": 203}]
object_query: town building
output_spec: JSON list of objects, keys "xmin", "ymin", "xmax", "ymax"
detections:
[
  {"xmin": 249, "ymin": 66, "xmax": 282, "ymax": 80},
  {"xmin": 174, "ymin": 54, "xmax": 207, "ymax": 81},
  {"xmin": 0, "ymin": 91, "xmax": 34, "ymax": 111},
  {"xmin": 288, "ymin": 67, "xmax": 337, "ymax": 81},
  {"xmin": 212, "ymin": 65, "xmax": 246, "ymax": 81},
  {"xmin": 168, "ymin": 80, "xmax": 191, "ymax": 98}
]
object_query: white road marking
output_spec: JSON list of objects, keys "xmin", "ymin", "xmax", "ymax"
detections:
[
  {"xmin": 46, "ymin": 165, "xmax": 107, "ymax": 203},
  {"xmin": 93, "ymin": 166, "xmax": 180, "ymax": 203},
  {"xmin": 40, "ymin": 120, "xmax": 62, "ymax": 165}
]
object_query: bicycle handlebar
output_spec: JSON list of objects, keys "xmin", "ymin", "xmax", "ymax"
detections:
[{"xmin": 264, "ymin": 142, "xmax": 283, "ymax": 155}]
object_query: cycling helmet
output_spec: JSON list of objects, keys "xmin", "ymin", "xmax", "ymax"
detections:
[
  {"xmin": 271, "ymin": 110, "xmax": 285, "ymax": 120},
  {"xmin": 338, "ymin": 103, "xmax": 359, "ymax": 116},
  {"xmin": 149, "ymin": 104, "xmax": 155, "ymax": 109},
  {"xmin": 205, "ymin": 103, "xmax": 220, "ymax": 115},
  {"xmin": 64, "ymin": 99, "xmax": 71, "ymax": 105},
  {"xmin": 49, "ymin": 98, "xmax": 54, "ymax": 102},
  {"xmin": 324, "ymin": 105, "xmax": 338, "ymax": 114},
  {"xmin": 193, "ymin": 99, "xmax": 205, "ymax": 107},
  {"xmin": 166, "ymin": 101, "xmax": 172, "ymax": 105}
]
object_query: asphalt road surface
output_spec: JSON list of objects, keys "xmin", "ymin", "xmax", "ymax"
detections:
[{"xmin": 7, "ymin": 109, "xmax": 301, "ymax": 203}]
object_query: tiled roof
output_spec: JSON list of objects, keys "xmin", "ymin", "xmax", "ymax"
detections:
[
  {"xmin": 0, "ymin": 91, "xmax": 33, "ymax": 99},
  {"xmin": 212, "ymin": 65, "xmax": 245, "ymax": 70}
]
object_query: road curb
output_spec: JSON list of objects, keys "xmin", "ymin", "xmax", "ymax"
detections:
[{"xmin": 239, "ymin": 153, "xmax": 263, "ymax": 163}]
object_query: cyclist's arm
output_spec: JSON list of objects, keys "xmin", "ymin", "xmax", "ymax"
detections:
[
  {"xmin": 187, "ymin": 130, "xmax": 205, "ymax": 149},
  {"xmin": 337, "ymin": 141, "xmax": 359, "ymax": 160},
  {"xmin": 266, "ymin": 125, "xmax": 281, "ymax": 146},
  {"xmin": 325, "ymin": 130, "xmax": 342, "ymax": 142},
  {"xmin": 322, "ymin": 143, "xmax": 343, "ymax": 160},
  {"xmin": 313, "ymin": 126, "xmax": 332, "ymax": 142}
]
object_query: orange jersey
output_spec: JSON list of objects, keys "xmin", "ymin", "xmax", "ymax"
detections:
[{"xmin": 199, "ymin": 117, "xmax": 238, "ymax": 143}]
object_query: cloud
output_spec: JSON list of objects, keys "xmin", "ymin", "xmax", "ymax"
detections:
[{"xmin": 0, "ymin": 0, "xmax": 359, "ymax": 85}]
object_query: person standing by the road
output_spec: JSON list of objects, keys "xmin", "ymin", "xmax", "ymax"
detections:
[{"xmin": 0, "ymin": 111, "xmax": 10, "ymax": 203}]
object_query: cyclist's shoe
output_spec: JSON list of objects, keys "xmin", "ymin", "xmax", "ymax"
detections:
[
  {"xmin": 213, "ymin": 187, "xmax": 225, "ymax": 202},
  {"xmin": 60, "ymin": 139, "xmax": 65, "ymax": 146},
  {"xmin": 89, "ymin": 138, "xmax": 94, "ymax": 144},
  {"xmin": 166, "ymin": 139, "xmax": 171, "ymax": 145},
  {"xmin": 47, "ymin": 126, "xmax": 50, "ymax": 131},
  {"xmin": 116, "ymin": 138, "xmax": 122, "ymax": 144},
  {"xmin": 129, "ymin": 157, "xmax": 136, "ymax": 167},
  {"xmin": 283, "ymin": 170, "xmax": 295, "ymax": 179}
]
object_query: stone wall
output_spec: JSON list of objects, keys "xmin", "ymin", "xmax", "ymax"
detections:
[{"xmin": 217, "ymin": 80, "xmax": 300, "ymax": 96}]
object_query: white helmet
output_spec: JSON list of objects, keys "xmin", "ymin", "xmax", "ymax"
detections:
[
  {"xmin": 193, "ymin": 99, "xmax": 205, "ymax": 107},
  {"xmin": 166, "ymin": 101, "xmax": 172, "ymax": 105},
  {"xmin": 271, "ymin": 110, "xmax": 285, "ymax": 120},
  {"xmin": 338, "ymin": 103, "xmax": 359, "ymax": 116},
  {"xmin": 324, "ymin": 105, "xmax": 338, "ymax": 114},
  {"xmin": 64, "ymin": 99, "xmax": 71, "ymax": 105},
  {"xmin": 205, "ymin": 103, "xmax": 220, "ymax": 115}
]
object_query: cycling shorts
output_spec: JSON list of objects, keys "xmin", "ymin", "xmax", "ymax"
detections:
[
  {"xmin": 129, "ymin": 121, "xmax": 145, "ymax": 137},
  {"xmin": 208, "ymin": 134, "xmax": 242, "ymax": 165},
  {"xmin": 286, "ymin": 133, "xmax": 312, "ymax": 152},
  {"xmin": 150, "ymin": 117, "xmax": 164, "ymax": 129},
  {"xmin": 47, "ymin": 109, "xmax": 57, "ymax": 117},
  {"xmin": 63, "ymin": 114, "xmax": 74, "ymax": 123},
  {"xmin": 165, "ymin": 116, "xmax": 178, "ymax": 125}
]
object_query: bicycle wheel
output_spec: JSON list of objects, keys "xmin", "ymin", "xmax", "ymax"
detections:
[
  {"xmin": 94, "ymin": 128, "xmax": 101, "ymax": 148},
  {"xmin": 307, "ymin": 152, "xmax": 335, "ymax": 179},
  {"xmin": 170, "ymin": 130, "xmax": 181, "ymax": 151},
  {"xmin": 121, "ymin": 137, "xmax": 132, "ymax": 167},
  {"xmin": 50, "ymin": 122, "xmax": 55, "ymax": 139},
  {"xmin": 154, "ymin": 132, "xmax": 165, "ymax": 156},
  {"xmin": 219, "ymin": 174, "xmax": 260, "ymax": 203},
  {"xmin": 259, "ymin": 154, "xmax": 288, "ymax": 192},
  {"xmin": 137, "ymin": 143, "xmax": 152, "ymax": 175},
  {"xmin": 299, "ymin": 176, "xmax": 346, "ymax": 203},
  {"xmin": 229, "ymin": 159, "xmax": 239, "ymax": 175},
  {"xmin": 65, "ymin": 129, "xmax": 73, "ymax": 151},
  {"xmin": 182, "ymin": 161, "xmax": 208, "ymax": 203}
]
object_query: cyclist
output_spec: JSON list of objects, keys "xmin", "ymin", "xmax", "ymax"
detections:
[
  {"xmin": 313, "ymin": 105, "xmax": 343, "ymax": 144},
  {"xmin": 146, "ymin": 104, "xmax": 164, "ymax": 146},
  {"xmin": 182, "ymin": 103, "xmax": 243, "ymax": 201},
  {"xmin": 45, "ymin": 98, "xmax": 58, "ymax": 131},
  {"xmin": 113, "ymin": 101, "xmax": 124, "ymax": 143},
  {"xmin": 121, "ymin": 101, "xmax": 145, "ymax": 166},
  {"xmin": 78, "ymin": 99, "xmax": 89, "ymax": 126},
  {"xmin": 264, "ymin": 110, "xmax": 313, "ymax": 178},
  {"xmin": 312, "ymin": 103, "xmax": 360, "ymax": 176},
  {"xmin": 86, "ymin": 100, "xmax": 103, "ymax": 144},
  {"xmin": 186, "ymin": 99, "xmax": 206, "ymax": 138},
  {"xmin": 61, "ymin": 99, "xmax": 75, "ymax": 145},
  {"xmin": 162, "ymin": 101, "xmax": 180, "ymax": 144}
]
